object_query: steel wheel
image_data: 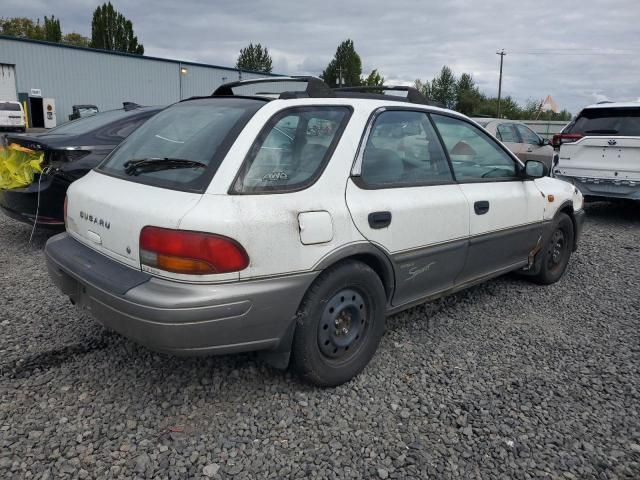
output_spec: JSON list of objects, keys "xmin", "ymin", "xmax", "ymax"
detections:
[
  {"xmin": 317, "ymin": 288, "xmax": 368, "ymax": 360},
  {"xmin": 546, "ymin": 228, "xmax": 567, "ymax": 274}
]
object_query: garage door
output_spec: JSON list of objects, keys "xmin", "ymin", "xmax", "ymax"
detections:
[{"xmin": 0, "ymin": 64, "xmax": 18, "ymax": 101}]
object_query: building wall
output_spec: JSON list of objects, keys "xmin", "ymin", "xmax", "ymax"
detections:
[{"xmin": 0, "ymin": 36, "xmax": 278, "ymax": 123}]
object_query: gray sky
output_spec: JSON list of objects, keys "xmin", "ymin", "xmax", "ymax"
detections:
[{"xmin": 6, "ymin": 0, "xmax": 640, "ymax": 114}]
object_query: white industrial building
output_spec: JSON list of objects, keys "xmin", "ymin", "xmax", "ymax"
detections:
[{"xmin": 0, "ymin": 35, "xmax": 278, "ymax": 128}]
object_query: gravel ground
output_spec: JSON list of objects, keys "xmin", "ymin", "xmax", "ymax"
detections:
[{"xmin": 1, "ymin": 201, "xmax": 639, "ymax": 479}]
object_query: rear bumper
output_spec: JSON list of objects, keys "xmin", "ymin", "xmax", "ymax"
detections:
[
  {"xmin": 0, "ymin": 175, "xmax": 69, "ymax": 226},
  {"xmin": 45, "ymin": 233, "xmax": 317, "ymax": 355},
  {"xmin": 555, "ymin": 175, "xmax": 640, "ymax": 200}
]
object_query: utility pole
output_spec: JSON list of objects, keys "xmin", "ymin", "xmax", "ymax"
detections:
[{"xmin": 496, "ymin": 49, "xmax": 506, "ymax": 118}]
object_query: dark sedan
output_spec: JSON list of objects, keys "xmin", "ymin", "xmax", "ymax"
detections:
[{"xmin": 0, "ymin": 103, "xmax": 162, "ymax": 227}]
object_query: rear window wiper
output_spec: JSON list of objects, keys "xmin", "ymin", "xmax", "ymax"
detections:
[
  {"xmin": 584, "ymin": 129, "xmax": 619, "ymax": 134},
  {"xmin": 123, "ymin": 157, "xmax": 206, "ymax": 176}
]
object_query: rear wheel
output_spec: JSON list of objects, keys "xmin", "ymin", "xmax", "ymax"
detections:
[
  {"xmin": 291, "ymin": 260, "xmax": 386, "ymax": 387},
  {"xmin": 530, "ymin": 213, "xmax": 574, "ymax": 285}
]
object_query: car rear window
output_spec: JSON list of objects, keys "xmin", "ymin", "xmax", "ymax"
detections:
[
  {"xmin": 0, "ymin": 102, "xmax": 21, "ymax": 111},
  {"xmin": 567, "ymin": 107, "xmax": 640, "ymax": 136},
  {"xmin": 48, "ymin": 109, "xmax": 135, "ymax": 135},
  {"xmin": 98, "ymin": 97, "xmax": 266, "ymax": 193}
]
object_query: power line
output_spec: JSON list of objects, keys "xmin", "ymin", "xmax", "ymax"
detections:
[{"xmin": 509, "ymin": 50, "xmax": 637, "ymax": 56}]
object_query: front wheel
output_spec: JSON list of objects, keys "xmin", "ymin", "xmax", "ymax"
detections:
[
  {"xmin": 530, "ymin": 213, "xmax": 574, "ymax": 285},
  {"xmin": 290, "ymin": 260, "xmax": 386, "ymax": 387}
]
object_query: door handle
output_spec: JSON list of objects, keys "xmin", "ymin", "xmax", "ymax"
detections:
[
  {"xmin": 527, "ymin": 147, "xmax": 533, "ymax": 152},
  {"xmin": 474, "ymin": 201, "xmax": 490, "ymax": 215},
  {"xmin": 368, "ymin": 211, "xmax": 392, "ymax": 229}
]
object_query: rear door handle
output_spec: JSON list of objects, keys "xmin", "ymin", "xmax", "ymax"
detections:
[
  {"xmin": 474, "ymin": 201, "xmax": 490, "ymax": 215},
  {"xmin": 368, "ymin": 211, "xmax": 392, "ymax": 229}
]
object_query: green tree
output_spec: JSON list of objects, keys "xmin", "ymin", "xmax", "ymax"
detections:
[
  {"xmin": 43, "ymin": 15, "xmax": 62, "ymax": 42},
  {"xmin": 455, "ymin": 73, "xmax": 482, "ymax": 115},
  {"xmin": 0, "ymin": 17, "xmax": 44, "ymax": 39},
  {"xmin": 236, "ymin": 43, "xmax": 273, "ymax": 73},
  {"xmin": 90, "ymin": 2, "xmax": 144, "ymax": 54},
  {"xmin": 62, "ymin": 32, "xmax": 90, "ymax": 47},
  {"xmin": 363, "ymin": 69, "xmax": 384, "ymax": 87},
  {"xmin": 414, "ymin": 79, "xmax": 431, "ymax": 99},
  {"xmin": 430, "ymin": 66, "xmax": 457, "ymax": 109},
  {"xmin": 321, "ymin": 39, "xmax": 362, "ymax": 87}
]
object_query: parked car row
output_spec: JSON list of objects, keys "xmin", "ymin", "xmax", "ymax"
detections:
[{"xmin": 33, "ymin": 78, "xmax": 585, "ymax": 387}]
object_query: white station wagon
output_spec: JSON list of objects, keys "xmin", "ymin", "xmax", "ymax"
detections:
[{"xmin": 46, "ymin": 78, "xmax": 585, "ymax": 386}]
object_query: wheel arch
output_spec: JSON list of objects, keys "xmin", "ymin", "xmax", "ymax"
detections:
[
  {"xmin": 556, "ymin": 200, "xmax": 578, "ymax": 250},
  {"xmin": 313, "ymin": 243, "xmax": 395, "ymax": 302}
]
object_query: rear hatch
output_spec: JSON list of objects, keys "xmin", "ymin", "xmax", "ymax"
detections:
[
  {"xmin": 67, "ymin": 96, "xmax": 266, "ymax": 270},
  {"xmin": 556, "ymin": 106, "xmax": 640, "ymax": 182},
  {"xmin": 66, "ymin": 171, "xmax": 202, "ymax": 269},
  {"xmin": 0, "ymin": 102, "xmax": 23, "ymax": 127}
]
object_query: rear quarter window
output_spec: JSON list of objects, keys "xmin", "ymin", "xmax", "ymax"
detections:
[{"xmin": 232, "ymin": 106, "xmax": 352, "ymax": 194}]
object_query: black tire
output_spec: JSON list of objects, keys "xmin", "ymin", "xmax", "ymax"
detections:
[
  {"xmin": 530, "ymin": 213, "xmax": 574, "ymax": 285},
  {"xmin": 291, "ymin": 260, "xmax": 386, "ymax": 387}
]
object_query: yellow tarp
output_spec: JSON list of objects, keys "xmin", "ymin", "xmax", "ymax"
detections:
[{"xmin": 0, "ymin": 143, "xmax": 44, "ymax": 190}]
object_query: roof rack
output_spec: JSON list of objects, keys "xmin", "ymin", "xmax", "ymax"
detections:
[
  {"xmin": 212, "ymin": 76, "xmax": 334, "ymax": 99},
  {"xmin": 123, "ymin": 102, "xmax": 142, "ymax": 111},
  {"xmin": 210, "ymin": 77, "xmax": 443, "ymax": 107},
  {"xmin": 333, "ymin": 85, "xmax": 441, "ymax": 107}
]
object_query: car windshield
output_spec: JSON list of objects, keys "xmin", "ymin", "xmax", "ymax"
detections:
[
  {"xmin": 98, "ymin": 97, "xmax": 266, "ymax": 193},
  {"xmin": 0, "ymin": 102, "xmax": 21, "ymax": 111},
  {"xmin": 48, "ymin": 109, "xmax": 135, "ymax": 135},
  {"xmin": 567, "ymin": 107, "xmax": 640, "ymax": 136}
]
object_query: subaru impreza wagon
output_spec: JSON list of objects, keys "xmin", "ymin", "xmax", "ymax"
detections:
[{"xmin": 45, "ymin": 78, "xmax": 585, "ymax": 386}]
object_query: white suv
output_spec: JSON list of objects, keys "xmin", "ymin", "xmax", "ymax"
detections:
[
  {"xmin": 553, "ymin": 102, "xmax": 640, "ymax": 201},
  {"xmin": 0, "ymin": 100, "xmax": 26, "ymax": 132},
  {"xmin": 45, "ymin": 78, "xmax": 585, "ymax": 386}
]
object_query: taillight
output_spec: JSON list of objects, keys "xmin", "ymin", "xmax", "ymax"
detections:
[
  {"xmin": 139, "ymin": 226, "xmax": 249, "ymax": 275},
  {"xmin": 552, "ymin": 133, "xmax": 583, "ymax": 148}
]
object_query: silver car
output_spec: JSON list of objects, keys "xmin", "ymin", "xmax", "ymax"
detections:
[{"xmin": 473, "ymin": 118, "xmax": 554, "ymax": 170}]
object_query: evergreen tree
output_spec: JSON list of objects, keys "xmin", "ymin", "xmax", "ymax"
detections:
[
  {"xmin": 363, "ymin": 69, "xmax": 384, "ymax": 87},
  {"xmin": 90, "ymin": 2, "xmax": 144, "ymax": 54},
  {"xmin": 236, "ymin": 43, "xmax": 273, "ymax": 73},
  {"xmin": 321, "ymin": 39, "xmax": 362, "ymax": 87},
  {"xmin": 43, "ymin": 15, "xmax": 61, "ymax": 42}
]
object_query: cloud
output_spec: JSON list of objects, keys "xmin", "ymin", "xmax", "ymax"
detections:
[{"xmin": 4, "ymin": 0, "xmax": 640, "ymax": 114}]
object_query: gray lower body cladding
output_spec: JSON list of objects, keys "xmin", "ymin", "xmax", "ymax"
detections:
[
  {"xmin": 45, "ymin": 233, "xmax": 317, "ymax": 355},
  {"xmin": 556, "ymin": 175, "xmax": 640, "ymax": 200}
]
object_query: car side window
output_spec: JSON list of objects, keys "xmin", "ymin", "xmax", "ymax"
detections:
[
  {"xmin": 496, "ymin": 123, "xmax": 519, "ymax": 143},
  {"xmin": 360, "ymin": 110, "xmax": 452, "ymax": 187},
  {"xmin": 233, "ymin": 106, "xmax": 351, "ymax": 193},
  {"xmin": 515, "ymin": 124, "xmax": 541, "ymax": 145},
  {"xmin": 432, "ymin": 114, "xmax": 518, "ymax": 180}
]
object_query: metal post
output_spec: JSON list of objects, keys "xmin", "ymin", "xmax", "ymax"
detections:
[{"xmin": 496, "ymin": 49, "xmax": 506, "ymax": 118}]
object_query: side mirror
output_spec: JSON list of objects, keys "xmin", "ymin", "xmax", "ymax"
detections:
[
  {"xmin": 540, "ymin": 137, "xmax": 551, "ymax": 147},
  {"xmin": 524, "ymin": 160, "xmax": 548, "ymax": 178}
]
